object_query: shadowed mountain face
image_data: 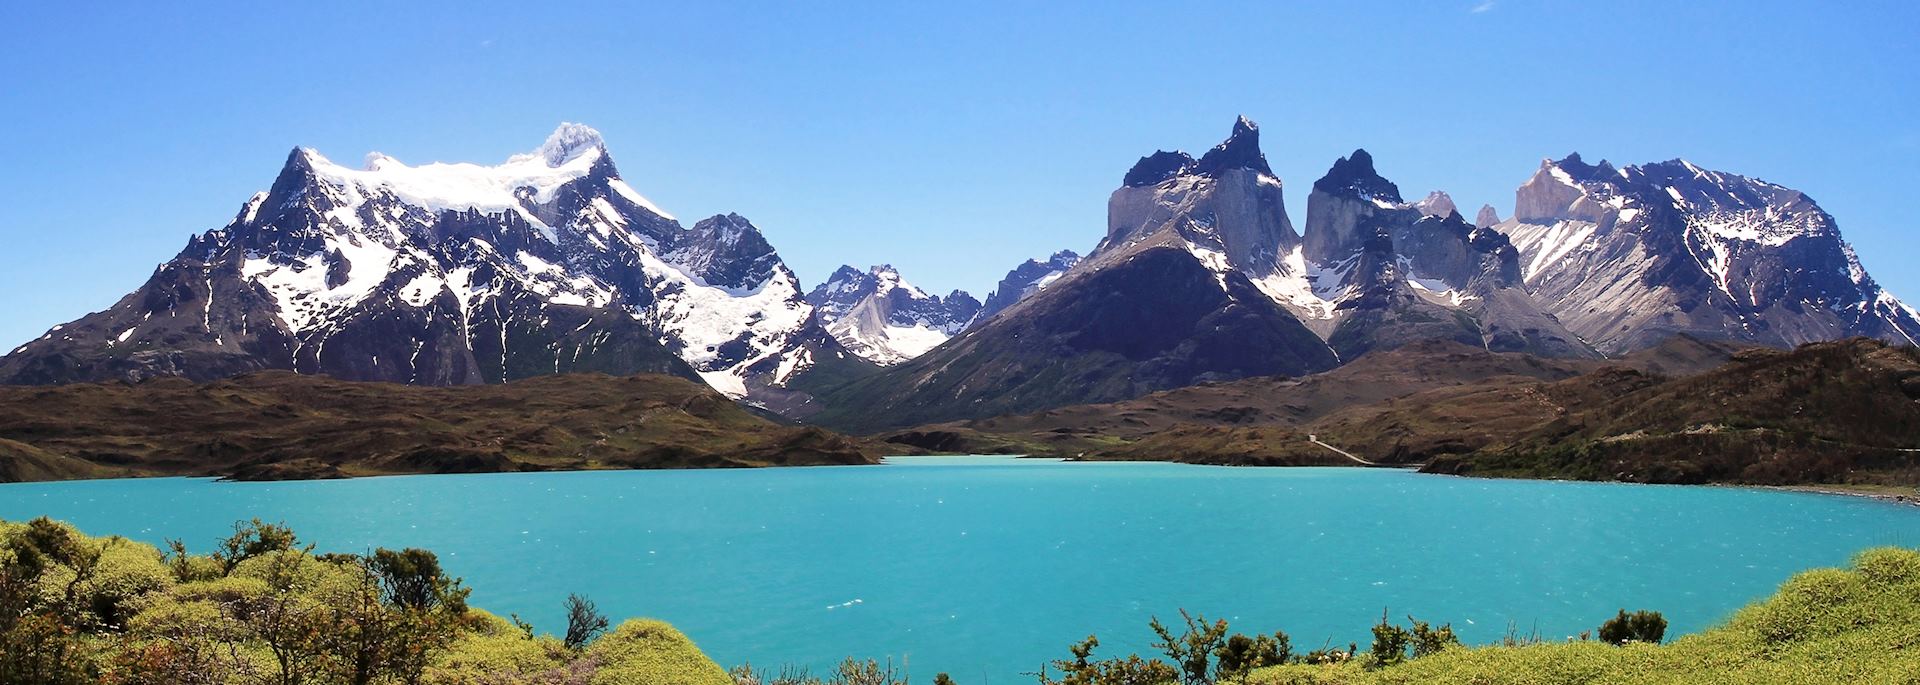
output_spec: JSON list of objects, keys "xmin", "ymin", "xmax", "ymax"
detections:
[
  {"xmin": 0, "ymin": 124, "xmax": 876, "ymax": 408},
  {"xmin": 973, "ymin": 250, "xmax": 1081, "ymax": 324}
]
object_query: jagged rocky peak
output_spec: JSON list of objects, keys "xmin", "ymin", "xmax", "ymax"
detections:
[
  {"xmin": 1312, "ymin": 149, "xmax": 1402, "ymax": 203},
  {"xmin": 1302, "ymin": 149, "xmax": 1410, "ymax": 264},
  {"xmin": 1124, "ymin": 150, "xmax": 1197, "ymax": 187},
  {"xmin": 674, "ymin": 213, "xmax": 784, "ymax": 289},
  {"xmin": 1475, "ymin": 204, "xmax": 1501, "ymax": 228},
  {"xmin": 1193, "ymin": 115, "xmax": 1273, "ymax": 177},
  {"xmin": 1415, "ymin": 191, "xmax": 1457, "ymax": 218},
  {"xmin": 1513, "ymin": 152, "xmax": 1619, "ymax": 223},
  {"xmin": 805, "ymin": 263, "xmax": 981, "ymax": 366},
  {"xmin": 1103, "ymin": 116, "xmax": 1296, "ymax": 275},
  {"xmin": 976, "ymin": 250, "xmax": 1082, "ymax": 323}
]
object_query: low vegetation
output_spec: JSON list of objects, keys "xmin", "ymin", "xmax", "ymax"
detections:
[
  {"xmin": 1429, "ymin": 338, "xmax": 1920, "ymax": 487},
  {"xmin": 877, "ymin": 337, "xmax": 1724, "ymax": 467},
  {"xmin": 7, "ymin": 517, "xmax": 1919, "ymax": 684},
  {"xmin": 1027, "ymin": 547, "xmax": 1920, "ymax": 683},
  {"xmin": 0, "ymin": 516, "xmax": 735, "ymax": 684},
  {"xmin": 0, "ymin": 371, "xmax": 880, "ymax": 483},
  {"xmin": 886, "ymin": 337, "xmax": 1920, "ymax": 491}
]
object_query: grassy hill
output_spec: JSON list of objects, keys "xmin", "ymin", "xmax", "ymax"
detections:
[
  {"xmin": 875, "ymin": 336, "xmax": 1738, "ymax": 466},
  {"xmin": 0, "ymin": 370, "xmax": 880, "ymax": 482},
  {"xmin": 1427, "ymin": 338, "xmax": 1920, "ymax": 486},
  {"xmin": 876, "ymin": 336, "xmax": 1920, "ymax": 489},
  {"xmin": 1245, "ymin": 546, "xmax": 1920, "ymax": 684}
]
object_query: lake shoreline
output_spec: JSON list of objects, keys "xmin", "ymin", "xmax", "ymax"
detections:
[{"xmin": 1746, "ymin": 483, "xmax": 1920, "ymax": 507}]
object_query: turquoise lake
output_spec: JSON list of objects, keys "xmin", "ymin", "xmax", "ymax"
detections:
[{"xmin": 3, "ymin": 457, "xmax": 1918, "ymax": 680}]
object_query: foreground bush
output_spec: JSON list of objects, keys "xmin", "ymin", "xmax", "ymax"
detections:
[
  {"xmin": 8, "ymin": 516, "xmax": 1920, "ymax": 684},
  {"xmin": 0, "ymin": 517, "xmax": 733, "ymax": 685}
]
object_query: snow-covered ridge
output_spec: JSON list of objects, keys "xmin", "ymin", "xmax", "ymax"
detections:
[
  {"xmin": 201, "ymin": 123, "xmax": 823, "ymax": 398},
  {"xmin": 806, "ymin": 264, "xmax": 980, "ymax": 366},
  {"xmin": 302, "ymin": 123, "xmax": 674, "ymax": 228}
]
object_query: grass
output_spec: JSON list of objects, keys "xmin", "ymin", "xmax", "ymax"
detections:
[
  {"xmin": 1245, "ymin": 547, "xmax": 1920, "ymax": 684},
  {"xmin": 0, "ymin": 370, "xmax": 882, "ymax": 482}
]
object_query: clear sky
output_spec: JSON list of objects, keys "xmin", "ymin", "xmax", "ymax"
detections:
[{"xmin": 3, "ymin": 1, "xmax": 1916, "ymax": 349}]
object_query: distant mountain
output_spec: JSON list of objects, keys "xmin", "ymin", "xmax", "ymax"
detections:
[
  {"xmin": 1474, "ymin": 204, "xmax": 1501, "ymax": 228},
  {"xmin": 0, "ymin": 124, "xmax": 876, "ymax": 410},
  {"xmin": 1494, "ymin": 154, "xmax": 1920, "ymax": 353},
  {"xmin": 973, "ymin": 250, "xmax": 1081, "ymax": 324},
  {"xmin": 805, "ymin": 265, "xmax": 980, "ymax": 365}
]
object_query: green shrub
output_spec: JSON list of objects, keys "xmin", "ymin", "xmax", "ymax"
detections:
[
  {"xmin": 584, "ymin": 619, "xmax": 731, "ymax": 685},
  {"xmin": 1597, "ymin": 609, "xmax": 1667, "ymax": 645}
]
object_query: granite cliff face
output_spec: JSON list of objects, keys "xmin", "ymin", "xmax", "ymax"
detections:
[
  {"xmin": 1493, "ymin": 154, "xmax": 1920, "ymax": 353},
  {"xmin": 1292, "ymin": 150, "xmax": 1596, "ymax": 359}
]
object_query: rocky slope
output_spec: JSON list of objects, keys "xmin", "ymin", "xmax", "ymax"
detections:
[
  {"xmin": 973, "ymin": 250, "xmax": 1081, "ymax": 324},
  {"xmin": 0, "ymin": 371, "xmax": 880, "ymax": 482},
  {"xmin": 807, "ymin": 118, "xmax": 1341, "ymax": 432},
  {"xmin": 805, "ymin": 265, "xmax": 980, "ymax": 365},
  {"xmin": 1494, "ymin": 154, "xmax": 1920, "ymax": 353},
  {"xmin": 0, "ymin": 124, "xmax": 875, "ymax": 411}
]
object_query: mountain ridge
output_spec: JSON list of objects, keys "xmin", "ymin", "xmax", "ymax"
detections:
[{"xmin": 0, "ymin": 123, "xmax": 879, "ymax": 409}]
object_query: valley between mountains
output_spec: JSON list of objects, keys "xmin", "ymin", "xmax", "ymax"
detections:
[{"xmin": 3, "ymin": 119, "xmax": 1916, "ymax": 489}]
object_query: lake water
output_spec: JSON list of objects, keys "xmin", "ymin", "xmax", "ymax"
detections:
[{"xmin": 2, "ymin": 457, "xmax": 1917, "ymax": 680}]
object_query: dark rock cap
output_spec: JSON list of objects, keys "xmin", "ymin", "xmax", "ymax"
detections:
[
  {"xmin": 1313, "ymin": 148, "xmax": 1403, "ymax": 202},
  {"xmin": 1194, "ymin": 115, "xmax": 1274, "ymax": 177},
  {"xmin": 1123, "ymin": 150, "xmax": 1197, "ymax": 187}
]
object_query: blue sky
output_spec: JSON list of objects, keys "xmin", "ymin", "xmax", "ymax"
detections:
[{"xmin": 2, "ymin": 1, "xmax": 1916, "ymax": 348}]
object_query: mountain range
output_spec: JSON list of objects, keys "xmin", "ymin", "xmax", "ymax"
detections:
[
  {"xmin": 0, "ymin": 124, "xmax": 878, "ymax": 415},
  {"xmin": 4, "ymin": 119, "xmax": 1915, "ymax": 433}
]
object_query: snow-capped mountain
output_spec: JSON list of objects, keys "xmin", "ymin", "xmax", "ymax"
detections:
[
  {"xmin": 973, "ymin": 249, "xmax": 1081, "ymax": 324},
  {"xmin": 1296, "ymin": 150, "xmax": 1596, "ymax": 359},
  {"xmin": 1494, "ymin": 154, "xmax": 1920, "ymax": 353},
  {"xmin": 804, "ymin": 265, "xmax": 980, "ymax": 365},
  {"xmin": 1102, "ymin": 121, "xmax": 1591, "ymax": 361},
  {"xmin": 0, "ymin": 124, "xmax": 870, "ymax": 408},
  {"xmin": 812, "ymin": 116, "xmax": 1611, "ymax": 431}
]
